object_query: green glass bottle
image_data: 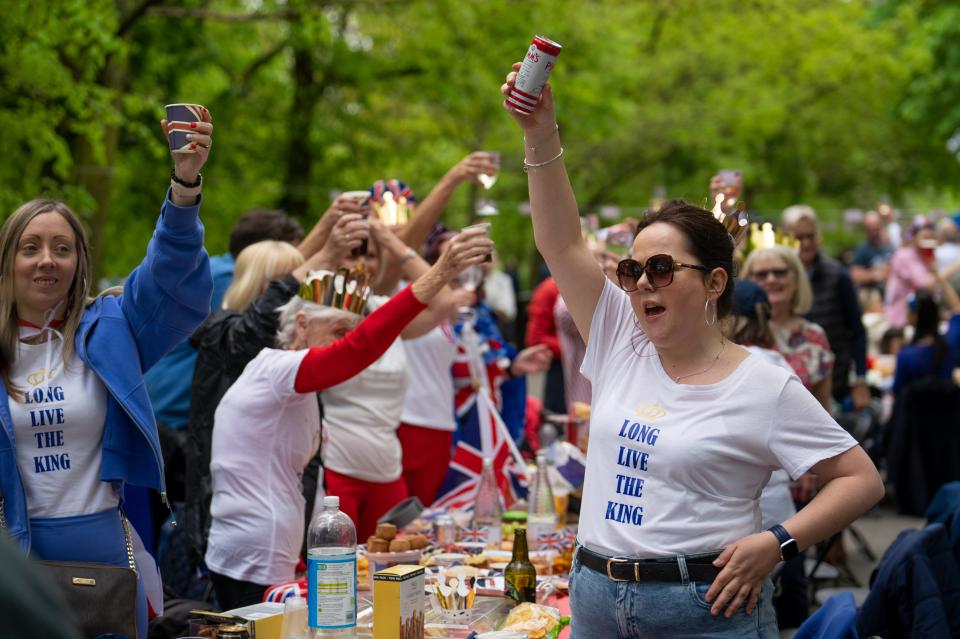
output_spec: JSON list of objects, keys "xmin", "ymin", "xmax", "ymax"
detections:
[{"xmin": 504, "ymin": 527, "xmax": 537, "ymax": 603}]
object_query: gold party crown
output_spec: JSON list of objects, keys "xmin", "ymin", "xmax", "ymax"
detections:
[
  {"xmin": 711, "ymin": 193, "xmax": 750, "ymax": 244},
  {"xmin": 372, "ymin": 191, "xmax": 411, "ymax": 226},
  {"xmin": 299, "ymin": 264, "xmax": 371, "ymax": 315},
  {"xmin": 747, "ymin": 222, "xmax": 801, "ymax": 253}
]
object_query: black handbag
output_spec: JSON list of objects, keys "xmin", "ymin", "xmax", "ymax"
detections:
[{"xmin": 1, "ymin": 494, "xmax": 139, "ymax": 639}]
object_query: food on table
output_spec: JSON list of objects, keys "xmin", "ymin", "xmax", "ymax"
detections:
[
  {"xmin": 367, "ymin": 536, "xmax": 390, "ymax": 552},
  {"xmin": 375, "ymin": 522, "xmax": 398, "ymax": 540},
  {"xmin": 502, "ymin": 602, "xmax": 565, "ymax": 638},
  {"xmin": 389, "ymin": 538, "xmax": 411, "ymax": 552}
]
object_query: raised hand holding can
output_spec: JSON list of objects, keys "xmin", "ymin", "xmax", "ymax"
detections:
[{"xmin": 505, "ymin": 35, "xmax": 562, "ymax": 115}]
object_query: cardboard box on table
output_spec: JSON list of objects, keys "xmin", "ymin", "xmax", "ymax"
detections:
[
  {"xmin": 191, "ymin": 602, "xmax": 285, "ymax": 639},
  {"xmin": 374, "ymin": 564, "xmax": 425, "ymax": 639}
]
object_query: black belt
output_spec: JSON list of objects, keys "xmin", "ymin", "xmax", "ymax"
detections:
[{"xmin": 577, "ymin": 546, "xmax": 722, "ymax": 582}]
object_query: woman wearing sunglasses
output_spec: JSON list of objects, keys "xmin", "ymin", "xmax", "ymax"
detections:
[
  {"xmin": 501, "ymin": 67, "xmax": 883, "ymax": 637},
  {"xmin": 742, "ymin": 246, "xmax": 834, "ymax": 413}
]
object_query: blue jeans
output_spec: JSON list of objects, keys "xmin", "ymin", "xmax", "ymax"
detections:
[{"xmin": 569, "ymin": 550, "xmax": 778, "ymax": 638}]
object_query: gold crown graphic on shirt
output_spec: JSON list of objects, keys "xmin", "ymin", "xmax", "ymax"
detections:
[
  {"xmin": 298, "ymin": 265, "xmax": 371, "ymax": 315},
  {"xmin": 709, "ymin": 193, "xmax": 750, "ymax": 244},
  {"xmin": 747, "ymin": 222, "xmax": 801, "ymax": 252},
  {"xmin": 634, "ymin": 401, "xmax": 668, "ymax": 422},
  {"xmin": 26, "ymin": 367, "xmax": 58, "ymax": 388}
]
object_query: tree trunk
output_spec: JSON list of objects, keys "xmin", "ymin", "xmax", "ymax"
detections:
[{"xmin": 278, "ymin": 35, "xmax": 321, "ymax": 216}]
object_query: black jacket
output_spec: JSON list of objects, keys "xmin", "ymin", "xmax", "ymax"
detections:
[
  {"xmin": 182, "ymin": 274, "xmax": 299, "ymax": 566},
  {"xmin": 805, "ymin": 252, "xmax": 867, "ymax": 401}
]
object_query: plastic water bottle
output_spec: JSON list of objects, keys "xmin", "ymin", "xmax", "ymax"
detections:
[
  {"xmin": 526, "ymin": 452, "xmax": 556, "ymax": 550},
  {"xmin": 471, "ymin": 458, "xmax": 503, "ymax": 547},
  {"xmin": 307, "ymin": 496, "xmax": 357, "ymax": 637}
]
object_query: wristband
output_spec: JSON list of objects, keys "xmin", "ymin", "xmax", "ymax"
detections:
[
  {"xmin": 171, "ymin": 168, "xmax": 202, "ymax": 188},
  {"xmin": 400, "ymin": 247, "xmax": 418, "ymax": 264}
]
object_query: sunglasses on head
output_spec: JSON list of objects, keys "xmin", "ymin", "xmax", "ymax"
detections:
[
  {"xmin": 750, "ymin": 268, "xmax": 790, "ymax": 281},
  {"xmin": 616, "ymin": 254, "xmax": 709, "ymax": 292}
]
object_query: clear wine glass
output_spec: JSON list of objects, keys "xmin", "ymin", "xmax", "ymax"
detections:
[{"xmin": 478, "ymin": 152, "xmax": 501, "ymax": 190}]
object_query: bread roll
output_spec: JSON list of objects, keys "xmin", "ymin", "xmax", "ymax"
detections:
[
  {"xmin": 375, "ymin": 523, "xmax": 398, "ymax": 541},
  {"xmin": 388, "ymin": 538, "xmax": 411, "ymax": 552}
]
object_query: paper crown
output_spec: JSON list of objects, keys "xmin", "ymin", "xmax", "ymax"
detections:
[
  {"xmin": 746, "ymin": 222, "xmax": 801, "ymax": 252},
  {"xmin": 372, "ymin": 191, "xmax": 412, "ymax": 226},
  {"xmin": 711, "ymin": 193, "xmax": 750, "ymax": 244},
  {"xmin": 298, "ymin": 265, "xmax": 371, "ymax": 315}
]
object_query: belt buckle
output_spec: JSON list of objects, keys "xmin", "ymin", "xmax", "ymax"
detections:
[{"xmin": 605, "ymin": 557, "xmax": 638, "ymax": 582}]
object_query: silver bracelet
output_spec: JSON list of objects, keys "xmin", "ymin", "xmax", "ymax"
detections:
[
  {"xmin": 523, "ymin": 124, "xmax": 560, "ymax": 152},
  {"xmin": 523, "ymin": 147, "xmax": 564, "ymax": 172}
]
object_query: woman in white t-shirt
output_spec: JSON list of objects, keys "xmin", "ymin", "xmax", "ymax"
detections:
[
  {"xmin": 205, "ymin": 228, "xmax": 491, "ymax": 608},
  {"xmin": 501, "ymin": 70, "xmax": 883, "ymax": 637}
]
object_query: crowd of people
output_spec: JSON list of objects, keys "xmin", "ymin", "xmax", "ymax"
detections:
[{"xmin": 1, "ymin": 66, "xmax": 959, "ymax": 639}]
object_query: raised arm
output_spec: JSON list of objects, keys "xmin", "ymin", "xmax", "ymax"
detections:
[
  {"xmin": 123, "ymin": 110, "xmax": 214, "ymax": 370},
  {"xmin": 397, "ymin": 152, "xmax": 500, "ymax": 250},
  {"xmin": 501, "ymin": 65, "xmax": 604, "ymax": 342},
  {"xmin": 294, "ymin": 228, "xmax": 493, "ymax": 392},
  {"xmin": 296, "ymin": 194, "xmax": 370, "ymax": 259}
]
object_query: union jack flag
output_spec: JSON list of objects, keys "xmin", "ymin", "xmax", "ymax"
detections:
[
  {"xmin": 535, "ymin": 530, "xmax": 566, "ymax": 552},
  {"xmin": 458, "ymin": 526, "xmax": 491, "ymax": 544}
]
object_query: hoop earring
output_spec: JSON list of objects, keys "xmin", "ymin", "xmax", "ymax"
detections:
[{"xmin": 704, "ymin": 298, "xmax": 717, "ymax": 326}]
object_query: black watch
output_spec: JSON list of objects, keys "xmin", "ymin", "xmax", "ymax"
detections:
[{"xmin": 768, "ymin": 524, "xmax": 800, "ymax": 561}]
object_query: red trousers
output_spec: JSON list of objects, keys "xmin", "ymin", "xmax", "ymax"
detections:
[
  {"xmin": 323, "ymin": 468, "xmax": 408, "ymax": 540},
  {"xmin": 397, "ymin": 423, "xmax": 454, "ymax": 507}
]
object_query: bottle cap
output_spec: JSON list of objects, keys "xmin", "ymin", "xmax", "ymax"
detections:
[{"xmin": 324, "ymin": 495, "xmax": 340, "ymax": 509}]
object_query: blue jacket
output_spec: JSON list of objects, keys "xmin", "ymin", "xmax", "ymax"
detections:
[
  {"xmin": 795, "ymin": 591, "xmax": 858, "ymax": 639},
  {"xmin": 857, "ymin": 523, "xmax": 960, "ymax": 638},
  {"xmin": 0, "ymin": 192, "xmax": 211, "ymax": 553},
  {"xmin": 143, "ymin": 251, "xmax": 234, "ymax": 429}
]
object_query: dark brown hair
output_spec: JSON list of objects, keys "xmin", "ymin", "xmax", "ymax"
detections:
[
  {"xmin": 636, "ymin": 200, "xmax": 735, "ymax": 319},
  {"xmin": 229, "ymin": 208, "xmax": 304, "ymax": 258}
]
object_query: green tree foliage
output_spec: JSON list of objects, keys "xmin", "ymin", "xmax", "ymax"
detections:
[{"xmin": 1, "ymin": 0, "xmax": 958, "ymax": 282}]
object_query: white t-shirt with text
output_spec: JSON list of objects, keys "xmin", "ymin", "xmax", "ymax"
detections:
[
  {"xmin": 206, "ymin": 347, "xmax": 319, "ymax": 585},
  {"xmin": 10, "ymin": 337, "xmax": 116, "ymax": 519},
  {"xmin": 578, "ymin": 280, "xmax": 856, "ymax": 558}
]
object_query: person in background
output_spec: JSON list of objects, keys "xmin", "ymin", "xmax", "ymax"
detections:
[
  {"xmin": 781, "ymin": 205, "xmax": 869, "ymax": 410},
  {"xmin": 877, "ymin": 202, "xmax": 902, "ymax": 248},
  {"xmin": 502, "ymin": 66, "xmax": 882, "ymax": 637},
  {"xmin": 321, "ymin": 220, "xmax": 470, "ymax": 538},
  {"xmin": 482, "ymin": 251, "xmax": 518, "ymax": 337},
  {"xmin": 935, "ymin": 217, "xmax": 960, "ymax": 272},
  {"xmin": 850, "ymin": 211, "xmax": 894, "ymax": 294},
  {"xmin": 743, "ymin": 245, "xmax": 835, "ymax": 412},
  {"xmin": 205, "ymin": 229, "xmax": 493, "ymax": 609},
  {"xmin": 885, "ymin": 216, "xmax": 938, "ymax": 328},
  {"xmin": 892, "ymin": 279, "xmax": 960, "ymax": 397},
  {"xmin": 143, "ymin": 207, "xmax": 302, "ymax": 515},
  {"xmin": 526, "ymin": 275, "xmax": 566, "ymax": 413},
  {"xmin": 182, "ymin": 209, "xmax": 365, "ymax": 571},
  {"xmin": 0, "ymin": 110, "xmax": 214, "ymax": 637},
  {"xmin": 722, "ymin": 279, "xmax": 809, "ymax": 629},
  {"xmin": 709, "ymin": 169, "xmax": 742, "ymax": 216}
]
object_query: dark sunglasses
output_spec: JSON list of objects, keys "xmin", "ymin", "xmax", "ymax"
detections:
[
  {"xmin": 750, "ymin": 268, "xmax": 790, "ymax": 281},
  {"xmin": 616, "ymin": 254, "xmax": 709, "ymax": 292}
]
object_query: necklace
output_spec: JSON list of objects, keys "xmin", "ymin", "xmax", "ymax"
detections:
[{"xmin": 667, "ymin": 336, "xmax": 726, "ymax": 384}]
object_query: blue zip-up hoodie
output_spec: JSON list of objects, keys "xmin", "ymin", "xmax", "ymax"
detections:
[{"xmin": 0, "ymin": 191, "xmax": 212, "ymax": 553}]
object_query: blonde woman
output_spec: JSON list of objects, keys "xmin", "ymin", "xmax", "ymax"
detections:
[
  {"xmin": 183, "ymin": 212, "xmax": 367, "ymax": 568},
  {"xmin": 743, "ymin": 245, "xmax": 835, "ymax": 412},
  {"xmin": 0, "ymin": 110, "xmax": 214, "ymax": 637}
]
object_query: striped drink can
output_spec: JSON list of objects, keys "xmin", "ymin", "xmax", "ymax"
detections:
[{"xmin": 506, "ymin": 35, "xmax": 562, "ymax": 115}]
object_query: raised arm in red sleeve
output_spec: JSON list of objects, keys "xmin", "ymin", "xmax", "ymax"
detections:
[
  {"xmin": 294, "ymin": 285, "xmax": 427, "ymax": 393},
  {"xmin": 524, "ymin": 276, "xmax": 562, "ymax": 358}
]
